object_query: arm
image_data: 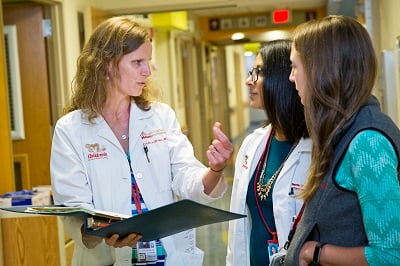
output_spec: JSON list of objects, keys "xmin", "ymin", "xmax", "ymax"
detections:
[
  {"xmin": 161, "ymin": 103, "xmax": 233, "ymax": 201},
  {"xmin": 299, "ymin": 130, "xmax": 400, "ymax": 266},
  {"xmin": 51, "ymin": 117, "xmax": 141, "ymax": 249},
  {"xmin": 349, "ymin": 130, "xmax": 400, "ymax": 265},
  {"xmin": 203, "ymin": 122, "xmax": 234, "ymax": 195},
  {"xmin": 299, "ymin": 241, "xmax": 367, "ymax": 266}
]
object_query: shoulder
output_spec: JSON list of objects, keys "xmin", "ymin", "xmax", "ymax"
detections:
[
  {"xmin": 296, "ymin": 137, "xmax": 312, "ymax": 151},
  {"xmin": 242, "ymin": 124, "xmax": 270, "ymax": 144},
  {"xmin": 55, "ymin": 110, "xmax": 90, "ymax": 128},
  {"xmin": 237, "ymin": 125, "xmax": 271, "ymax": 157},
  {"xmin": 149, "ymin": 102, "xmax": 175, "ymax": 116},
  {"xmin": 151, "ymin": 101, "xmax": 173, "ymax": 110},
  {"xmin": 143, "ymin": 102, "xmax": 181, "ymax": 131},
  {"xmin": 132, "ymin": 102, "xmax": 176, "ymax": 121},
  {"xmin": 339, "ymin": 129, "xmax": 398, "ymax": 188},
  {"xmin": 348, "ymin": 130, "xmax": 396, "ymax": 159}
]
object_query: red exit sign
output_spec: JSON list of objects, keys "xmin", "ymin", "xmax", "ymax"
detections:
[{"xmin": 272, "ymin": 9, "xmax": 291, "ymax": 24}]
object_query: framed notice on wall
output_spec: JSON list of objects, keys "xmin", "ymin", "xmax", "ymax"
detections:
[{"xmin": 4, "ymin": 24, "xmax": 25, "ymax": 140}]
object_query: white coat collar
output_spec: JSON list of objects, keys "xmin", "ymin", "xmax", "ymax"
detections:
[{"xmin": 277, "ymin": 136, "xmax": 311, "ymax": 178}]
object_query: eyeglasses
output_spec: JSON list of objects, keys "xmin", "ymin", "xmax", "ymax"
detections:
[{"xmin": 248, "ymin": 67, "xmax": 263, "ymax": 82}]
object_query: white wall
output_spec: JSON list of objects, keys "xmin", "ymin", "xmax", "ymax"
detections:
[
  {"xmin": 151, "ymin": 29, "xmax": 173, "ymax": 106},
  {"xmin": 60, "ymin": 0, "xmax": 97, "ymax": 100},
  {"xmin": 225, "ymin": 45, "xmax": 249, "ymax": 139},
  {"xmin": 378, "ymin": 0, "xmax": 400, "ymax": 125}
]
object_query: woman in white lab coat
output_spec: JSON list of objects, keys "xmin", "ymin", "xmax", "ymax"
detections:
[
  {"xmin": 226, "ymin": 40, "xmax": 311, "ymax": 266},
  {"xmin": 50, "ymin": 16, "xmax": 233, "ymax": 266}
]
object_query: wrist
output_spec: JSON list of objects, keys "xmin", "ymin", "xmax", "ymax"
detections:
[
  {"xmin": 210, "ymin": 167, "xmax": 224, "ymax": 173},
  {"xmin": 311, "ymin": 242, "xmax": 326, "ymax": 265}
]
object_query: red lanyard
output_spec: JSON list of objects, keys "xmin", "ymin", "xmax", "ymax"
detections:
[
  {"xmin": 253, "ymin": 131, "xmax": 277, "ymax": 241},
  {"xmin": 132, "ymin": 182, "xmax": 142, "ymax": 214},
  {"xmin": 284, "ymin": 202, "xmax": 306, "ymax": 249},
  {"xmin": 128, "ymin": 156, "xmax": 143, "ymax": 215}
]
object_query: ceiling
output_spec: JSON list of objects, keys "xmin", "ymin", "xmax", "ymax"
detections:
[
  {"xmin": 190, "ymin": 0, "xmax": 327, "ymax": 17},
  {"xmin": 101, "ymin": 0, "xmax": 359, "ymax": 45},
  {"xmin": 103, "ymin": 0, "xmax": 328, "ymax": 17}
]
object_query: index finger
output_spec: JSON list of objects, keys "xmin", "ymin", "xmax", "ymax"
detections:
[{"xmin": 213, "ymin": 126, "xmax": 230, "ymax": 144}]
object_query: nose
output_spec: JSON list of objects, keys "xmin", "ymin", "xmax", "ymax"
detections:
[
  {"xmin": 142, "ymin": 62, "xmax": 152, "ymax": 77},
  {"xmin": 245, "ymin": 75, "xmax": 253, "ymax": 86},
  {"xmin": 289, "ymin": 69, "xmax": 294, "ymax": 83}
]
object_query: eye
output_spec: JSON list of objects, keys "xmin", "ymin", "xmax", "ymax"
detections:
[{"xmin": 133, "ymin": 60, "xmax": 143, "ymax": 66}]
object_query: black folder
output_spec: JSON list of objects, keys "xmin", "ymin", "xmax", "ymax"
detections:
[{"xmin": 1, "ymin": 199, "xmax": 246, "ymax": 242}]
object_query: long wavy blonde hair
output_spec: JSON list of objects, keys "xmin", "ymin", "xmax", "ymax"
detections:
[
  {"xmin": 293, "ymin": 15, "xmax": 377, "ymax": 201},
  {"xmin": 63, "ymin": 16, "xmax": 160, "ymax": 122}
]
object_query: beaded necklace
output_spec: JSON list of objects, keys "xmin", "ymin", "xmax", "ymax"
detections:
[{"xmin": 255, "ymin": 131, "xmax": 298, "ymax": 200}]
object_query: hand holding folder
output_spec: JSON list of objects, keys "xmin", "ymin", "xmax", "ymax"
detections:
[{"xmin": 1, "ymin": 199, "xmax": 246, "ymax": 242}]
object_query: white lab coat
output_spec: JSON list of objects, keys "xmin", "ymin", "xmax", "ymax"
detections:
[
  {"xmin": 50, "ymin": 101, "xmax": 227, "ymax": 266},
  {"xmin": 226, "ymin": 125, "xmax": 311, "ymax": 266}
]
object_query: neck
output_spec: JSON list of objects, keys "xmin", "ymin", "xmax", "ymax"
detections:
[
  {"xmin": 273, "ymin": 130, "xmax": 287, "ymax": 141},
  {"xmin": 103, "ymin": 102, "xmax": 131, "ymax": 121}
]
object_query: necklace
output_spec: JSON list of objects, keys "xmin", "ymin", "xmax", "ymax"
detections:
[{"xmin": 256, "ymin": 134, "xmax": 298, "ymax": 201}]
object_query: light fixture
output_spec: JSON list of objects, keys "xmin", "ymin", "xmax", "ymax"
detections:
[{"xmin": 231, "ymin": 32, "xmax": 245, "ymax": 40}]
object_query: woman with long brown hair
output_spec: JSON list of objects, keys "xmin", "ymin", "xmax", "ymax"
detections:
[{"xmin": 286, "ymin": 15, "xmax": 400, "ymax": 266}]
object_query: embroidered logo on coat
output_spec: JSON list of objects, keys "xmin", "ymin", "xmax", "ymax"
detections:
[
  {"xmin": 85, "ymin": 143, "xmax": 108, "ymax": 160},
  {"xmin": 140, "ymin": 130, "xmax": 167, "ymax": 145},
  {"xmin": 241, "ymin": 155, "xmax": 249, "ymax": 169}
]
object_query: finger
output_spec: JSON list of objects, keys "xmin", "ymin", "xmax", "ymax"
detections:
[
  {"xmin": 207, "ymin": 148, "xmax": 226, "ymax": 168},
  {"xmin": 208, "ymin": 144, "xmax": 227, "ymax": 160},
  {"xmin": 130, "ymin": 233, "xmax": 142, "ymax": 244},
  {"xmin": 206, "ymin": 150, "xmax": 222, "ymax": 166},
  {"xmin": 206, "ymin": 147, "xmax": 217, "ymax": 160},
  {"xmin": 105, "ymin": 234, "xmax": 120, "ymax": 246},
  {"xmin": 212, "ymin": 140, "xmax": 233, "ymax": 157},
  {"xmin": 213, "ymin": 126, "xmax": 230, "ymax": 144},
  {"xmin": 118, "ymin": 233, "xmax": 141, "ymax": 247},
  {"xmin": 213, "ymin": 121, "xmax": 222, "ymax": 129}
]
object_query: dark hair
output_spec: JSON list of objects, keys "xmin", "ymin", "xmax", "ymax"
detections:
[{"xmin": 260, "ymin": 39, "xmax": 308, "ymax": 141}]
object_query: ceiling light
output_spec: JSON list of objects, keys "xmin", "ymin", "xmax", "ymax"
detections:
[{"xmin": 231, "ymin": 32, "xmax": 245, "ymax": 40}]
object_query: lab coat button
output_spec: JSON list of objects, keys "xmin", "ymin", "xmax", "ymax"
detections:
[{"xmin": 136, "ymin": 173, "xmax": 143, "ymax": 179}]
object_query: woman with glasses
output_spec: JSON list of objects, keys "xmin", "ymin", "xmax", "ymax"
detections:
[{"xmin": 226, "ymin": 39, "xmax": 311, "ymax": 266}]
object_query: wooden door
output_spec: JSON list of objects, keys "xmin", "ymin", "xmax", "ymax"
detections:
[
  {"xmin": 3, "ymin": 3, "xmax": 52, "ymax": 188},
  {"xmin": 1, "ymin": 216, "xmax": 61, "ymax": 265},
  {"xmin": 0, "ymin": 0, "xmax": 14, "ymax": 194}
]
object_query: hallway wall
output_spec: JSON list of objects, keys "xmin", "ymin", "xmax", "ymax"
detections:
[{"xmin": 378, "ymin": 0, "xmax": 400, "ymax": 126}]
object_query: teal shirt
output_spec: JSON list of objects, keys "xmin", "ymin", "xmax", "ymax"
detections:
[
  {"xmin": 246, "ymin": 137, "xmax": 293, "ymax": 266},
  {"xmin": 336, "ymin": 130, "xmax": 400, "ymax": 265}
]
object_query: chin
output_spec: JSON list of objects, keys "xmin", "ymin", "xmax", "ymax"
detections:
[{"xmin": 250, "ymin": 103, "xmax": 261, "ymax": 109}]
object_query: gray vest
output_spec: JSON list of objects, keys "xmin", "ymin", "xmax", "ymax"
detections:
[{"xmin": 285, "ymin": 96, "xmax": 400, "ymax": 265}]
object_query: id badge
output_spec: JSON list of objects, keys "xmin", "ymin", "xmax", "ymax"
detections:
[
  {"xmin": 268, "ymin": 238, "xmax": 279, "ymax": 262},
  {"xmin": 136, "ymin": 241, "xmax": 157, "ymax": 262}
]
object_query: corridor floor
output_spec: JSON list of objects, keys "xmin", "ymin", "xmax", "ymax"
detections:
[
  {"xmin": 196, "ymin": 121, "xmax": 261, "ymax": 266},
  {"xmin": 196, "ymin": 166, "xmax": 234, "ymax": 266}
]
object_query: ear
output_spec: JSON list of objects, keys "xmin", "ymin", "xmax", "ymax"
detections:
[{"xmin": 107, "ymin": 61, "xmax": 114, "ymax": 78}]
